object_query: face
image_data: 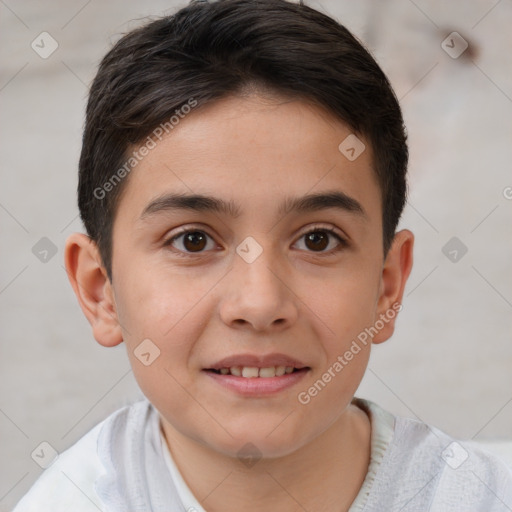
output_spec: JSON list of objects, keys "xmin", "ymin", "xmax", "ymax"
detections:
[{"xmin": 92, "ymin": 94, "xmax": 405, "ymax": 458}]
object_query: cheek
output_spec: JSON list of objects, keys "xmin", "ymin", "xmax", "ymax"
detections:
[
  {"xmin": 302, "ymin": 265, "xmax": 379, "ymax": 401},
  {"xmin": 310, "ymin": 266, "xmax": 380, "ymax": 339},
  {"xmin": 111, "ymin": 272, "xmax": 199, "ymax": 396},
  {"xmin": 114, "ymin": 262, "xmax": 213, "ymax": 342}
]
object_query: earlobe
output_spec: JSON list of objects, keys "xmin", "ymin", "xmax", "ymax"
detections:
[
  {"xmin": 372, "ymin": 229, "xmax": 414, "ymax": 344},
  {"xmin": 64, "ymin": 232, "xmax": 123, "ymax": 347}
]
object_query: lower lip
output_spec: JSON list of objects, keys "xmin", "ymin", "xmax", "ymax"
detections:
[{"xmin": 204, "ymin": 368, "xmax": 309, "ymax": 396}]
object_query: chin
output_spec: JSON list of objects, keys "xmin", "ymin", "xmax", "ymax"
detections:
[
  {"xmin": 217, "ymin": 439, "xmax": 301, "ymax": 462},
  {"xmin": 204, "ymin": 423, "xmax": 313, "ymax": 461}
]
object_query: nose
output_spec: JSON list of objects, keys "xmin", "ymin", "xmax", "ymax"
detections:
[{"xmin": 218, "ymin": 242, "xmax": 299, "ymax": 332}]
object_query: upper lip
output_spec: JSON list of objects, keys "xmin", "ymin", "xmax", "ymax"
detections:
[{"xmin": 205, "ymin": 353, "xmax": 308, "ymax": 370}]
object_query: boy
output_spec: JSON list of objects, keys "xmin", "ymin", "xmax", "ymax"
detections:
[{"xmin": 13, "ymin": 0, "xmax": 512, "ymax": 510}]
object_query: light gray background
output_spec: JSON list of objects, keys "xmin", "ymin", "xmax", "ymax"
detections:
[{"xmin": 1, "ymin": 0, "xmax": 511, "ymax": 510}]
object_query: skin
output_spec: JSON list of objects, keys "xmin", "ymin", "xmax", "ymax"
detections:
[{"xmin": 65, "ymin": 93, "xmax": 413, "ymax": 512}]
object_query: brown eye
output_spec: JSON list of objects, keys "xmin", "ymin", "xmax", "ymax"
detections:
[
  {"xmin": 182, "ymin": 231, "xmax": 207, "ymax": 252},
  {"xmin": 295, "ymin": 228, "xmax": 346, "ymax": 254},
  {"xmin": 165, "ymin": 230, "xmax": 215, "ymax": 255},
  {"xmin": 304, "ymin": 231, "xmax": 329, "ymax": 251}
]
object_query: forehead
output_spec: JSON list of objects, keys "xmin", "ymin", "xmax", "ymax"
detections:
[{"xmin": 115, "ymin": 94, "xmax": 381, "ymax": 227}]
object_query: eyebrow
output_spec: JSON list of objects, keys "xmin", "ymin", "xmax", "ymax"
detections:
[{"xmin": 139, "ymin": 191, "xmax": 367, "ymax": 221}]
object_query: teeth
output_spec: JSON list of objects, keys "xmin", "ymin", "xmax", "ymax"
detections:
[
  {"xmin": 217, "ymin": 366, "xmax": 300, "ymax": 378},
  {"xmin": 241, "ymin": 366, "xmax": 259, "ymax": 378},
  {"xmin": 259, "ymin": 367, "xmax": 276, "ymax": 378},
  {"xmin": 230, "ymin": 366, "xmax": 242, "ymax": 376}
]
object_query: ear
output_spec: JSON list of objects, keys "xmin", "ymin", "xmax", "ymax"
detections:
[
  {"xmin": 64, "ymin": 232, "xmax": 123, "ymax": 347},
  {"xmin": 372, "ymin": 229, "xmax": 414, "ymax": 344}
]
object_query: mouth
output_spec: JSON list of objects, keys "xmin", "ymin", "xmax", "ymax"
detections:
[
  {"xmin": 203, "ymin": 354, "xmax": 311, "ymax": 395},
  {"xmin": 205, "ymin": 366, "xmax": 307, "ymax": 378}
]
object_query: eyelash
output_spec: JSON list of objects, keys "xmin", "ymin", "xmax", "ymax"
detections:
[{"xmin": 163, "ymin": 225, "xmax": 348, "ymax": 258}]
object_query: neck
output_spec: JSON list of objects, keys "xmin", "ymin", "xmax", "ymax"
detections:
[{"xmin": 161, "ymin": 403, "xmax": 371, "ymax": 512}]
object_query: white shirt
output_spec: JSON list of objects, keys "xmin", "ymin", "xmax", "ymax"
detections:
[{"xmin": 12, "ymin": 396, "xmax": 512, "ymax": 511}]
